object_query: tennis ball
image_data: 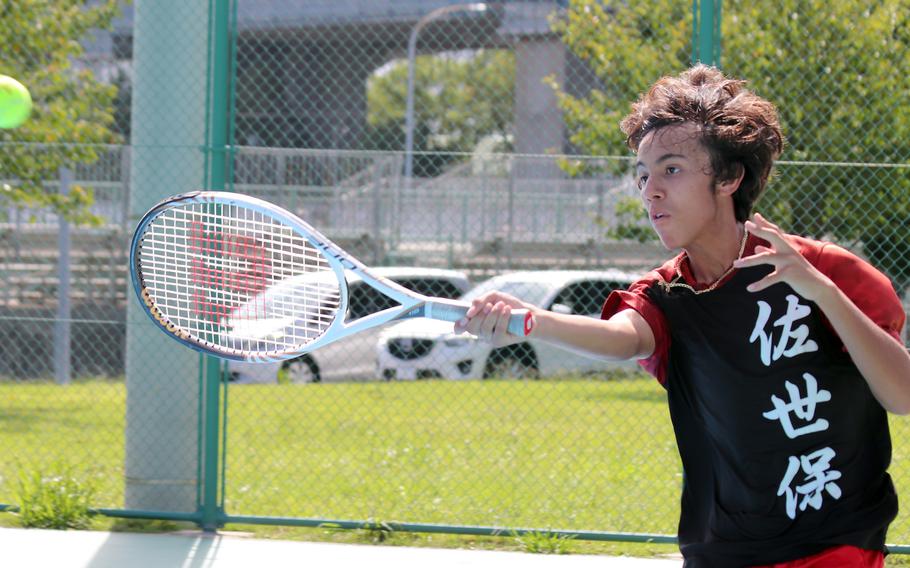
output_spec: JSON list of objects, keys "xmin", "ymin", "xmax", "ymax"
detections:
[{"xmin": 0, "ymin": 75, "xmax": 32, "ymax": 129}]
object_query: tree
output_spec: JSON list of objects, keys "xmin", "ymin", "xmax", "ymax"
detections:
[
  {"xmin": 0, "ymin": 0, "xmax": 124, "ymax": 224},
  {"xmin": 552, "ymin": 0, "xmax": 692, "ymax": 158},
  {"xmin": 552, "ymin": 0, "xmax": 910, "ymax": 290},
  {"xmin": 364, "ymin": 49, "xmax": 515, "ymax": 177}
]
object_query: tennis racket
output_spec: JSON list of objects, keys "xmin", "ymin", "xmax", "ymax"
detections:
[{"xmin": 129, "ymin": 191, "xmax": 533, "ymax": 362}]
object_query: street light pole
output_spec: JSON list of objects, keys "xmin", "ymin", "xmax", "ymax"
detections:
[{"xmin": 404, "ymin": 3, "xmax": 488, "ymax": 185}]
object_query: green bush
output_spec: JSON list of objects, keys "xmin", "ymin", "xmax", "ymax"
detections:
[
  {"xmin": 15, "ymin": 462, "xmax": 95, "ymax": 530},
  {"xmin": 514, "ymin": 530, "xmax": 576, "ymax": 554}
]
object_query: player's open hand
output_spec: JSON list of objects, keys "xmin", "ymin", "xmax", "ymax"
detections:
[
  {"xmin": 733, "ymin": 213, "xmax": 835, "ymax": 301},
  {"xmin": 454, "ymin": 291, "xmax": 535, "ymax": 347}
]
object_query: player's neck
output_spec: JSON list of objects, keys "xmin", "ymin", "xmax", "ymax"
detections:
[{"xmin": 684, "ymin": 223, "xmax": 747, "ymax": 285}]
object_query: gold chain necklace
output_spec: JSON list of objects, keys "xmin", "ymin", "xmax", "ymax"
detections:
[{"xmin": 659, "ymin": 230, "xmax": 749, "ymax": 295}]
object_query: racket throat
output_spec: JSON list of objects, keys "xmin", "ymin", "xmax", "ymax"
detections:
[{"xmin": 419, "ymin": 298, "xmax": 469, "ymax": 323}]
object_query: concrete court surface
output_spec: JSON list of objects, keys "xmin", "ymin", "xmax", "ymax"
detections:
[{"xmin": 0, "ymin": 527, "xmax": 683, "ymax": 568}]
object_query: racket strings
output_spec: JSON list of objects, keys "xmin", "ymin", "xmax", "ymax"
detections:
[{"xmin": 137, "ymin": 203, "xmax": 342, "ymax": 356}]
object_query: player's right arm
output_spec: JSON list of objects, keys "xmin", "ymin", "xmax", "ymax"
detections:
[{"xmin": 453, "ymin": 292, "xmax": 655, "ymax": 361}]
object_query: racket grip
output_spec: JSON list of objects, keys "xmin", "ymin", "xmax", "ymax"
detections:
[
  {"xmin": 427, "ymin": 300, "xmax": 535, "ymax": 337},
  {"xmin": 507, "ymin": 308, "xmax": 535, "ymax": 337}
]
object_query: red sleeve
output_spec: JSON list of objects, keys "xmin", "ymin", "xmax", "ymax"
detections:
[
  {"xmin": 804, "ymin": 240, "xmax": 906, "ymax": 345},
  {"xmin": 598, "ymin": 239, "xmax": 907, "ymax": 386},
  {"xmin": 601, "ymin": 272, "xmax": 672, "ymax": 386}
]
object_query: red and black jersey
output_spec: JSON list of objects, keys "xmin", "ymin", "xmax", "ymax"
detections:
[
  {"xmin": 603, "ymin": 234, "xmax": 906, "ymax": 385},
  {"xmin": 602, "ymin": 234, "xmax": 903, "ymax": 567}
]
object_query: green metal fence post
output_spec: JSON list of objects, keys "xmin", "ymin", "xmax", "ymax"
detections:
[
  {"xmin": 691, "ymin": 0, "xmax": 722, "ymax": 67},
  {"xmin": 198, "ymin": 0, "xmax": 234, "ymax": 532},
  {"xmin": 125, "ymin": 0, "xmax": 210, "ymax": 519}
]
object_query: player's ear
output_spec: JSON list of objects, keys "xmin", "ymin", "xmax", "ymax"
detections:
[{"xmin": 715, "ymin": 162, "xmax": 745, "ymax": 197}]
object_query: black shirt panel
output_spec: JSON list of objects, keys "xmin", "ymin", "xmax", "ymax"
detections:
[{"xmin": 647, "ymin": 265, "xmax": 897, "ymax": 567}]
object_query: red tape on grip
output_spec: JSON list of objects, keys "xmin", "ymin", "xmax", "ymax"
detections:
[{"xmin": 523, "ymin": 311, "xmax": 535, "ymax": 336}]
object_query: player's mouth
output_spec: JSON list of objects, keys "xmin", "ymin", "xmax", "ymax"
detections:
[{"xmin": 651, "ymin": 210, "xmax": 669, "ymax": 223}]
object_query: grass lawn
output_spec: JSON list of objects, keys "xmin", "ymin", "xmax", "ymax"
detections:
[
  {"xmin": 2, "ymin": 372, "xmax": 910, "ymax": 562},
  {"xmin": 223, "ymin": 375, "xmax": 681, "ymax": 534}
]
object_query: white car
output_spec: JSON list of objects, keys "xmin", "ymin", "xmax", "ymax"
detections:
[
  {"xmin": 228, "ymin": 267, "xmax": 471, "ymax": 384},
  {"xmin": 376, "ymin": 270, "xmax": 640, "ymax": 381}
]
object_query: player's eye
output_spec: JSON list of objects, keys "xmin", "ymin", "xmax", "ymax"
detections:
[
  {"xmin": 636, "ymin": 174, "xmax": 648, "ymax": 190},
  {"xmin": 666, "ymin": 166, "xmax": 680, "ymax": 175}
]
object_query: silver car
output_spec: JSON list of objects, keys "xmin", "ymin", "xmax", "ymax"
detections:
[{"xmin": 228, "ymin": 267, "xmax": 471, "ymax": 383}]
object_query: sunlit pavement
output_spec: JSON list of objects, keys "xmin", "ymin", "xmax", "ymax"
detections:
[{"xmin": 0, "ymin": 527, "xmax": 683, "ymax": 568}]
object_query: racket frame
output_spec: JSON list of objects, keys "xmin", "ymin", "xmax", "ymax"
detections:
[{"xmin": 130, "ymin": 191, "xmax": 532, "ymax": 363}]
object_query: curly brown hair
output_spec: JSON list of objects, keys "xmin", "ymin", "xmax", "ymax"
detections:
[{"xmin": 620, "ymin": 65, "xmax": 784, "ymax": 222}]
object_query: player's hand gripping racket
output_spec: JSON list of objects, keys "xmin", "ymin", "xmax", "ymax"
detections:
[{"xmin": 129, "ymin": 191, "xmax": 534, "ymax": 362}]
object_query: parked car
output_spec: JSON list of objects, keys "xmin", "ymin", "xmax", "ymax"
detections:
[
  {"xmin": 228, "ymin": 267, "xmax": 471, "ymax": 384},
  {"xmin": 376, "ymin": 270, "xmax": 640, "ymax": 381}
]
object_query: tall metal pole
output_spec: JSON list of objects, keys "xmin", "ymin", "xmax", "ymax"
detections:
[
  {"xmin": 125, "ymin": 0, "xmax": 211, "ymax": 516},
  {"xmin": 404, "ymin": 3, "xmax": 488, "ymax": 184},
  {"xmin": 199, "ymin": 0, "xmax": 233, "ymax": 533},
  {"xmin": 691, "ymin": 0, "xmax": 722, "ymax": 66},
  {"xmin": 54, "ymin": 167, "xmax": 72, "ymax": 386}
]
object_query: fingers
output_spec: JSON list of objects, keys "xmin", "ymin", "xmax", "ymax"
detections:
[
  {"xmin": 733, "ymin": 250, "xmax": 774, "ymax": 269},
  {"xmin": 734, "ymin": 214, "xmax": 788, "ymax": 292},
  {"xmin": 454, "ymin": 298, "xmax": 491, "ymax": 334},
  {"xmin": 745, "ymin": 213, "xmax": 794, "ymax": 252},
  {"xmin": 456, "ymin": 294, "xmax": 491, "ymax": 330},
  {"xmin": 454, "ymin": 292, "xmax": 525, "ymax": 343},
  {"xmin": 745, "ymin": 212, "xmax": 777, "ymax": 231},
  {"xmin": 744, "ymin": 213, "xmax": 773, "ymax": 238},
  {"xmin": 455, "ymin": 302, "xmax": 511, "ymax": 338},
  {"xmin": 491, "ymin": 302, "xmax": 518, "ymax": 341},
  {"xmin": 736, "ymin": 213, "xmax": 801, "ymax": 272},
  {"xmin": 737, "ymin": 214, "xmax": 828, "ymax": 297},
  {"xmin": 745, "ymin": 271, "xmax": 782, "ymax": 292}
]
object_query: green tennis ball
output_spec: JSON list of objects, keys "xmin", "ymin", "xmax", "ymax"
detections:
[{"xmin": 0, "ymin": 75, "xmax": 33, "ymax": 129}]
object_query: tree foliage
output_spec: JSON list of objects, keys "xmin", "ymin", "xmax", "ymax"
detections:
[
  {"xmin": 365, "ymin": 49, "xmax": 515, "ymax": 176},
  {"xmin": 553, "ymin": 0, "xmax": 910, "ymax": 289},
  {"xmin": 0, "ymin": 0, "xmax": 124, "ymax": 224}
]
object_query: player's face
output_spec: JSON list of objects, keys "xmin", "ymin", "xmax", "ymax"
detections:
[{"xmin": 635, "ymin": 123, "xmax": 729, "ymax": 251}]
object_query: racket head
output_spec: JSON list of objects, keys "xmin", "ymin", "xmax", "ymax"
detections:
[{"xmin": 129, "ymin": 191, "xmax": 352, "ymax": 362}]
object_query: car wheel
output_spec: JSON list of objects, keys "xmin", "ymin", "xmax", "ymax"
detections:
[
  {"xmin": 483, "ymin": 345, "xmax": 539, "ymax": 380},
  {"xmin": 283, "ymin": 357, "xmax": 321, "ymax": 384}
]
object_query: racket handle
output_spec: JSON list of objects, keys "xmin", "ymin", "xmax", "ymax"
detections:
[
  {"xmin": 425, "ymin": 300, "xmax": 535, "ymax": 337},
  {"xmin": 499, "ymin": 308, "xmax": 534, "ymax": 337}
]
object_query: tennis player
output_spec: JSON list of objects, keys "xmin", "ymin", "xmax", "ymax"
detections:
[{"xmin": 455, "ymin": 65, "xmax": 910, "ymax": 567}]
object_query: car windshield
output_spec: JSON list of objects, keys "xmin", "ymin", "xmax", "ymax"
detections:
[
  {"xmin": 229, "ymin": 272, "xmax": 339, "ymax": 320},
  {"xmin": 461, "ymin": 278, "xmax": 555, "ymax": 307}
]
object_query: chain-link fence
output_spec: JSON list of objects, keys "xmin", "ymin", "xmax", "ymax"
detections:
[{"xmin": 1, "ymin": 0, "xmax": 909, "ymax": 549}]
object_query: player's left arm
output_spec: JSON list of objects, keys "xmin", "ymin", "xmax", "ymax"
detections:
[{"xmin": 735, "ymin": 213, "xmax": 910, "ymax": 414}]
